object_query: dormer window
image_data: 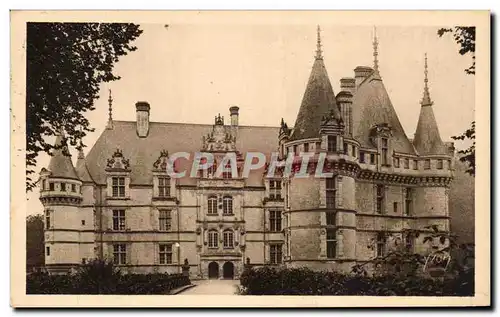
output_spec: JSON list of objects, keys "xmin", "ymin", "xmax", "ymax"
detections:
[
  {"xmin": 222, "ymin": 161, "xmax": 232, "ymax": 179},
  {"xmin": 404, "ymin": 158, "xmax": 410, "ymax": 169},
  {"xmin": 359, "ymin": 152, "xmax": 365, "ymax": 163},
  {"xmin": 158, "ymin": 176, "xmax": 170, "ymax": 197},
  {"xmin": 343, "ymin": 142, "xmax": 348, "ymax": 154},
  {"xmin": 49, "ymin": 182, "xmax": 54, "ymax": 191},
  {"xmin": 269, "ymin": 180, "xmax": 282, "ymax": 200},
  {"xmin": 327, "ymin": 136, "xmax": 337, "ymax": 152},
  {"xmin": 60, "ymin": 183, "xmax": 66, "ymax": 192},
  {"xmin": 112, "ymin": 177, "xmax": 126, "ymax": 197},
  {"xmin": 71, "ymin": 184, "xmax": 76, "ymax": 193},
  {"xmin": 370, "ymin": 153, "xmax": 376, "ymax": 165}
]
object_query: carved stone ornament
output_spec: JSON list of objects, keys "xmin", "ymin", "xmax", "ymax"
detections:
[
  {"xmin": 321, "ymin": 229, "xmax": 326, "ymax": 235},
  {"xmin": 201, "ymin": 113, "xmax": 237, "ymax": 152},
  {"xmin": 321, "ymin": 108, "xmax": 344, "ymax": 126},
  {"xmin": 196, "ymin": 227, "xmax": 202, "ymax": 235},
  {"xmin": 369, "ymin": 123, "xmax": 393, "ymax": 146},
  {"xmin": 153, "ymin": 149, "xmax": 169, "ymax": 171},
  {"xmin": 106, "ymin": 149, "xmax": 130, "ymax": 170},
  {"xmin": 240, "ymin": 230, "xmax": 246, "ymax": 236}
]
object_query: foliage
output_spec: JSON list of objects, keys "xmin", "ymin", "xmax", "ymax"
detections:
[
  {"xmin": 26, "ymin": 214, "xmax": 44, "ymax": 271},
  {"xmin": 438, "ymin": 27, "xmax": 475, "ymax": 75},
  {"xmin": 26, "ymin": 22, "xmax": 143, "ymax": 191},
  {"xmin": 451, "ymin": 121, "xmax": 475, "ymax": 176},
  {"xmin": 240, "ymin": 266, "xmax": 474, "ymax": 296},
  {"xmin": 26, "ymin": 259, "xmax": 190, "ymax": 294},
  {"xmin": 438, "ymin": 27, "xmax": 475, "ymax": 176}
]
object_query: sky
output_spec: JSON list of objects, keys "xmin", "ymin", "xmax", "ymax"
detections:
[{"xmin": 26, "ymin": 24, "xmax": 475, "ymax": 215}]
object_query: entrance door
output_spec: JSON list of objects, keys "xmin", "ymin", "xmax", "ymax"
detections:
[
  {"xmin": 222, "ymin": 262, "xmax": 234, "ymax": 279},
  {"xmin": 208, "ymin": 262, "xmax": 219, "ymax": 279}
]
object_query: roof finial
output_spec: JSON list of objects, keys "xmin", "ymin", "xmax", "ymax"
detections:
[
  {"xmin": 373, "ymin": 26, "xmax": 379, "ymax": 75},
  {"xmin": 421, "ymin": 53, "xmax": 433, "ymax": 106},
  {"xmin": 107, "ymin": 89, "xmax": 114, "ymax": 129},
  {"xmin": 315, "ymin": 25, "xmax": 323, "ymax": 60}
]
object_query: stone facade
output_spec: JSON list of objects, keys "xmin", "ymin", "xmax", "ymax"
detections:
[{"xmin": 39, "ymin": 28, "xmax": 455, "ymax": 278}]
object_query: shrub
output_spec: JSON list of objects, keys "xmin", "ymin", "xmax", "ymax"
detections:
[
  {"xmin": 26, "ymin": 259, "xmax": 190, "ymax": 294},
  {"xmin": 240, "ymin": 266, "xmax": 474, "ymax": 296}
]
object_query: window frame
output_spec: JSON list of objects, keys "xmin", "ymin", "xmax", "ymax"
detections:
[
  {"xmin": 404, "ymin": 188, "xmax": 413, "ymax": 216},
  {"xmin": 424, "ymin": 159, "xmax": 431, "ymax": 170},
  {"xmin": 223, "ymin": 230, "xmax": 234, "ymax": 249},
  {"xmin": 269, "ymin": 244, "xmax": 283, "ymax": 264},
  {"xmin": 112, "ymin": 209, "xmax": 126, "ymax": 231},
  {"xmin": 45, "ymin": 210, "xmax": 51, "ymax": 230},
  {"xmin": 269, "ymin": 210, "xmax": 282, "ymax": 232},
  {"xmin": 60, "ymin": 182, "xmax": 66, "ymax": 192},
  {"xmin": 326, "ymin": 228, "xmax": 337, "ymax": 259},
  {"xmin": 376, "ymin": 184, "xmax": 385, "ymax": 214},
  {"xmin": 437, "ymin": 159, "xmax": 443, "ymax": 170},
  {"xmin": 381, "ymin": 138, "xmax": 389, "ymax": 165},
  {"xmin": 158, "ymin": 176, "xmax": 170, "ymax": 197},
  {"xmin": 49, "ymin": 182, "xmax": 55, "ymax": 191},
  {"xmin": 222, "ymin": 196, "xmax": 233, "ymax": 215},
  {"xmin": 46, "ymin": 246, "xmax": 50, "ymax": 256},
  {"xmin": 159, "ymin": 209, "xmax": 172, "ymax": 231},
  {"xmin": 376, "ymin": 232, "xmax": 386, "ymax": 257},
  {"xmin": 208, "ymin": 230, "xmax": 219, "ymax": 248},
  {"xmin": 303, "ymin": 143, "xmax": 309, "ymax": 153},
  {"xmin": 207, "ymin": 196, "xmax": 218, "ymax": 215},
  {"xmin": 269, "ymin": 180, "xmax": 282, "ymax": 200},
  {"xmin": 159, "ymin": 244, "xmax": 173, "ymax": 264},
  {"xmin": 113, "ymin": 244, "xmax": 127, "ymax": 265},
  {"xmin": 112, "ymin": 177, "xmax": 126, "ymax": 197},
  {"xmin": 359, "ymin": 151, "xmax": 365, "ymax": 163},
  {"xmin": 326, "ymin": 177, "xmax": 337, "ymax": 209},
  {"xmin": 327, "ymin": 135, "xmax": 337, "ymax": 152}
]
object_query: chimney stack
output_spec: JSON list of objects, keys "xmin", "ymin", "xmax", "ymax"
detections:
[
  {"xmin": 340, "ymin": 77, "xmax": 356, "ymax": 95},
  {"xmin": 136, "ymin": 101, "xmax": 150, "ymax": 138},
  {"xmin": 229, "ymin": 106, "xmax": 239, "ymax": 127},
  {"xmin": 354, "ymin": 66, "xmax": 373, "ymax": 88}
]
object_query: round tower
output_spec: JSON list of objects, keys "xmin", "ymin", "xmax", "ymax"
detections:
[
  {"xmin": 283, "ymin": 26, "xmax": 358, "ymax": 273},
  {"xmin": 39, "ymin": 134, "xmax": 83, "ymax": 274}
]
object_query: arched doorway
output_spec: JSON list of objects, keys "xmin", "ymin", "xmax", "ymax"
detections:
[
  {"xmin": 208, "ymin": 262, "xmax": 219, "ymax": 279},
  {"xmin": 222, "ymin": 262, "xmax": 234, "ymax": 279}
]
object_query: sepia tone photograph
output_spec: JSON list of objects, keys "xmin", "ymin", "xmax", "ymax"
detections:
[{"xmin": 10, "ymin": 10, "xmax": 490, "ymax": 307}]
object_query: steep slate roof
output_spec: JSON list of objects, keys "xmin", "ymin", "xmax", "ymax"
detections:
[
  {"xmin": 412, "ymin": 54, "xmax": 447, "ymax": 156},
  {"xmin": 289, "ymin": 56, "xmax": 341, "ymax": 141},
  {"xmin": 85, "ymin": 121, "xmax": 280, "ymax": 186},
  {"xmin": 47, "ymin": 134, "xmax": 79, "ymax": 180},
  {"xmin": 413, "ymin": 105, "xmax": 447, "ymax": 155},
  {"xmin": 351, "ymin": 71, "xmax": 416, "ymax": 155},
  {"xmin": 76, "ymin": 149, "xmax": 95, "ymax": 183}
]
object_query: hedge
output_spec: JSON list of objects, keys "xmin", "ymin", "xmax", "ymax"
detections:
[
  {"xmin": 27, "ymin": 272, "xmax": 190, "ymax": 294},
  {"xmin": 240, "ymin": 266, "xmax": 474, "ymax": 296}
]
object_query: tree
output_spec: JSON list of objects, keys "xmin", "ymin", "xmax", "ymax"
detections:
[
  {"xmin": 26, "ymin": 214, "xmax": 44, "ymax": 271},
  {"xmin": 26, "ymin": 23, "xmax": 143, "ymax": 191},
  {"xmin": 451, "ymin": 122, "xmax": 475, "ymax": 176},
  {"xmin": 438, "ymin": 26, "xmax": 475, "ymax": 176}
]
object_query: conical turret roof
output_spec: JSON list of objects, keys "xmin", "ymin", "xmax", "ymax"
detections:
[
  {"xmin": 47, "ymin": 134, "xmax": 79, "ymax": 180},
  {"xmin": 290, "ymin": 27, "xmax": 341, "ymax": 141},
  {"xmin": 412, "ymin": 55, "xmax": 447, "ymax": 155}
]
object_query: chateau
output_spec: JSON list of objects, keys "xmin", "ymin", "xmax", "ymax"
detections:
[{"xmin": 39, "ymin": 28, "xmax": 455, "ymax": 279}]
